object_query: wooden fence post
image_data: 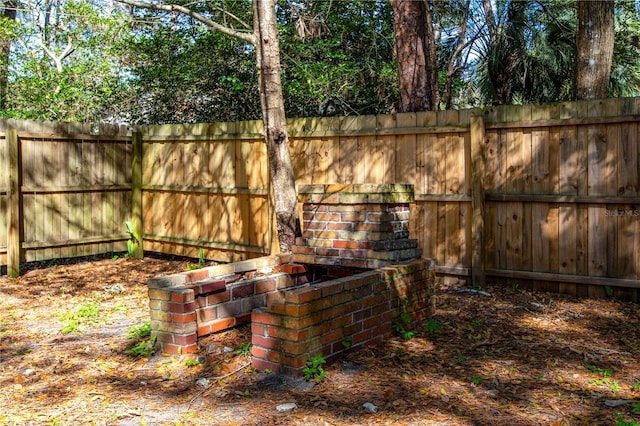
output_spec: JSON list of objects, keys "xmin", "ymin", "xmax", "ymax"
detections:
[
  {"xmin": 131, "ymin": 131, "xmax": 144, "ymax": 259},
  {"xmin": 7, "ymin": 127, "xmax": 21, "ymax": 277},
  {"xmin": 470, "ymin": 114, "xmax": 486, "ymax": 287}
]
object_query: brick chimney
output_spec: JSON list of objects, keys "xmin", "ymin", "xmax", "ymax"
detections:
[{"xmin": 292, "ymin": 184, "xmax": 421, "ymax": 269}]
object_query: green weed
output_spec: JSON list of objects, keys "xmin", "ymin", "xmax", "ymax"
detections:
[
  {"xmin": 16, "ymin": 347, "xmax": 32, "ymax": 356},
  {"xmin": 125, "ymin": 335, "xmax": 157, "ymax": 357},
  {"xmin": 233, "ymin": 342, "xmax": 252, "ymax": 356},
  {"xmin": 187, "ymin": 247, "xmax": 206, "ymax": 270},
  {"xmin": 616, "ymin": 413, "xmax": 639, "ymax": 426},
  {"xmin": 424, "ymin": 319, "xmax": 442, "ymax": 334},
  {"xmin": 605, "ymin": 285, "xmax": 614, "ymax": 298},
  {"xmin": 471, "ymin": 376, "xmax": 483, "ymax": 385},
  {"xmin": 393, "ymin": 321, "xmax": 418, "ymax": 340},
  {"xmin": 393, "ymin": 302, "xmax": 418, "ymax": 340},
  {"xmin": 588, "ymin": 364, "xmax": 612, "ymax": 377},
  {"xmin": 125, "ymin": 321, "xmax": 156, "ymax": 357},
  {"xmin": 59, "ymin": 301, "xmax": 101, "ymax": 334},
  {"xmin": 127, "ymin": 322, "xmax": 152, "ymax": 340},
  {"xmin": 303, "ymin": 354, "xmax": 327, "ymax": 382},
  {"xmin": 125, "ymin": 221, "xmax": 142, "ymax": 258},
  {"xmin": 610, "ymin": 380, "xmax": 621, "ymax": 393},
  {"xmin": 185, "ymin": 359, "xmax": 201, "ymax": 367}
]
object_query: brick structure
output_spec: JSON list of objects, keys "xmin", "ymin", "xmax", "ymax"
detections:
[
  {"xmin": 251, "ymin": 258, "xmax": 435, "ymax": 376},
  {"xmin": 147, "ymin": 183, "xmax": 435, "ymax": 376},
  {"xmin": 293, "ymin": 184, "xmax": 421, "ymax": 269},
  {"xmin": 147, "ymin": 256, "xmax": 294, "ymax": 355}
]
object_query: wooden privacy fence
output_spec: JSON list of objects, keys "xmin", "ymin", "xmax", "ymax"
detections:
[
  {"xmin": 0, "ymin": 120, "xmax": 133, "ymax": 277},
  {"xmin": 1, "ymin": 98, "xmax": 640, "ymax": 299}
]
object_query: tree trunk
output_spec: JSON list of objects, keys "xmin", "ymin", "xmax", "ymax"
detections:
[
  {"xmin": 0, "ymin": 0, "xmax": 17, "ymax": 110},
  {"xmin": 423, "ymin": 0, "xmax": 440, "ymax": 110},
  {"xmin": 575, "ymin": 0, "xmax": 614, "ymax": 100},
  {"xmin": 442, "ymin": 0, "xmax": 470, "ymax": 109},
  {"xmin": 253, "ymin": 0, "xmax": 300, "ymax": 253},
  {"xmin": 391, "ymin": 0, "xmax": 432, "ymax": 112}
]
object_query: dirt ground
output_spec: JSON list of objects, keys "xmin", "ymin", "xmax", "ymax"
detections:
[{"xmin": 1, "ymin": 254, "xmax": 639, "ymax": 426}]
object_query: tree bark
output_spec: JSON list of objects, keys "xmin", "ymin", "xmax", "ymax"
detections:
[
  {"xmin": 575, "ymin": 0, "xmax": 614, "ymax": 100},
  {"xmin": 253, "ymin": 0, "xmax": 300, "ymax": 253},
  {"xmin": 391, "ymin": 0, "xmax": 432, "ymax": 112},
  {"xmin": 0, "ymin": 0, "xmax": 17, "ymax": 110}
]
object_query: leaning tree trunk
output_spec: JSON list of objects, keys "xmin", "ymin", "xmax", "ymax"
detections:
[
  {"xmin": 575, "ymin": 0, "xmax": 614, "ymax": 100},
  {"xmin": 253, "ymin": 0, "xmax": 300, "ymax": 253}
]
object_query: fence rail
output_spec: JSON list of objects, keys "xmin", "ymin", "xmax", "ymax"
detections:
[{"xmin": 2, "ymin": 98, "xmax": 640, "ymax": 300}]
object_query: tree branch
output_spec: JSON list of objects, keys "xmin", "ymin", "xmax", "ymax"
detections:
[
  {"xmin": 211, "ymin": 6, "xmax": 252, "ymax": 31},
  {"xmin": 116, "ymin": 0, "xmax": 256, "ymax": 45},
  {"xmin": 37, "ymin": 35, "xmax": 74, "ymax": 73}
]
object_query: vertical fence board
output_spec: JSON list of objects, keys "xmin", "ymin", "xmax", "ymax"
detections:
[
  {"xmin": 0, "ymin": 133, "xmax": 5, "ymax": 266},
  {"xmin": 7, "ymin": 128, "xmax": 20, "ymax": 276},
  {"xmin": 379, "ymin": 114, "xmax": 397, "ymax": 184},
  {"xmin": 470, "ymin": 115, "xmax": 486, "ymax": 286},
  {"xmin": 396, "ymin": 113, "xmax": 417, "ymax": 184}
]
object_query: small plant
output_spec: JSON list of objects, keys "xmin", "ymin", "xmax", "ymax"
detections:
[
  {"xmin": 341, "ymin": 337, "xmax": 353, "ymax": 348},
  {"xmin": 125, "ymin": 221, "xmax": 142, "ymax": 257},
  {"xmin": 471, "ymin": 319, "xmax": 481, "ymax": 328},
  {"xmin": 127, "ymin": 322, "xmax": 152, "ymax": 340},
  {"xmin": 16, "ymin": 347, "xmax": 32, "ymax": 356},
  {"xmin": 632, "ymin": 402, "xmax": 640, "ymax": 413},
  {"xmin": 586, "ymin": 364, "xmax": 618, "ymax": 391},
  {"xmin": 605, "ymin": 285, "xmax": 614, "ymax": 298},
  {"xmin": 610, "ymin": 380, "xmax": 621, "ymax": 393},
  {"xmin": 588, "ymin": 364, "xmax": 613, "ymax": 377},
  {"xmin": 185, "ymin": 359, "xmax": 201, "ymax": 367},
  {"xmin": 303, "ymin": 354, "xmax": 327, "ymax": 382},
  {"xmin": 233, "ymin": 342, "xmax": 252, "ymax": 356},
  {"xmin": 633, "ymin": 381, "xmax": 640, "ymax": 391},
  {"xmin": 61, "ymin": 320, "xmax": 81, "ymax": 334},
  {"xmin": 393, "ymin": 321, "xmax": 418, "ymax": 340},
  {"xmin": 471, "ymin": 376, "xmax": 483, "ymax": 385},
  {"xmin": 456, "ymin": 355, "xmax": 467, "ymax": 362},
  {"xmin": 393, "ymin": 301, "xmax": 418, "ymax": 340},
  {"xmin": 616, "ymin": 413, "xmax": 639, "ymax": 426},
  {"xmin": 424, "ymin": 319, "xmax": 442, "ymax": 334},
  {"xmin": 125, "ymin": 335, "xmax": 157, "ymax": 357},
  {"xmin": 125, "ymin": 321, "xmax": 156, "ymax": 357},
  {"xmin": 187, "ymin": 248, "xmax": 206, "ymax": 270},
  {"xmin": 59, "ymin": 301, "xmax": 101, "ymax": 334}
]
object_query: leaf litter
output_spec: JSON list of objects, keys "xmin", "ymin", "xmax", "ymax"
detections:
[{"xmin": 0, "ymin": 255, "xmax": 639, "ymax": 425}]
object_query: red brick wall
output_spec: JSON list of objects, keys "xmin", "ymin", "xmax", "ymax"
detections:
[
  {"xmin": 147, "ymin": 255, "xmax": 295, "ymax": 354},
  {"xmin": 250, "ymin": 258, "xmax": 435, "ymax": 376},
  {"xmin": 293, "ymin": 184, "xmax": 421, "ymax": 269}
]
